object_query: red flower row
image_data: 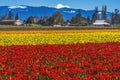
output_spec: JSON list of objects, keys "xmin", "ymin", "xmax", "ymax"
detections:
[{"xmin": 0, "ymin": 42, "xmax": 120, "ymax": 80}]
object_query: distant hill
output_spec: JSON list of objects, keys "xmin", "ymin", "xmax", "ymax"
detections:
[{"xmin": 0, "ymin": 5, "xmax": 112, "ymax": 21}]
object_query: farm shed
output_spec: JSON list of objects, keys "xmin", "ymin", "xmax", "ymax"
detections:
[{"xmin": 93, "ymin": 20, "xmax": 110, "ymax": 26}]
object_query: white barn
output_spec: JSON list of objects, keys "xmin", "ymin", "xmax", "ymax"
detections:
[
  {"xmin": 93, "ymin": 20, "xmax": 110, "ymax": 26},
  {"xmin": 14, "ymin": 20, "xmax": 24, "ymax": 26}
]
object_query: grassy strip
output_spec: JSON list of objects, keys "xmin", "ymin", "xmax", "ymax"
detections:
[{"xmin": 0, "ymin": 25, "xmax": 120, "ymax": 31}]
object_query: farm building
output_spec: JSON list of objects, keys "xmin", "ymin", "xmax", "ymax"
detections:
[
  {"xmin": 0, "ymin": 20, "xmax": 23, "ymax": 26},
  {"xmin": 93, "ymin": 20, "xmax": 110, "ymax": 26}
]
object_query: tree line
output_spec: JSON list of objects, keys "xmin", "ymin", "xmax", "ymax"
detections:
[
  {"xmin": 1, "ymin": 6, "xmax": 120, "ymax": 26},
  {"xmin": 26, "ymin": 5, "xmax": 120, "ymax": 26},
  {"xmin": 26, "ymin": 10, "xmax": 90, "ymax": 26}
]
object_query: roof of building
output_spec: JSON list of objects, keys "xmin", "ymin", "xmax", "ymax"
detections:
[
  {"xmin": 93, "ymin": 20, "xmax": 110, "ymax": 25},
  {"xmin": 0, "ymin": 20, "xmax": 16, "ymax": 22},
  {"xmin": 0, "ymin": 20, "xmax": 23, "ymax": 23}
]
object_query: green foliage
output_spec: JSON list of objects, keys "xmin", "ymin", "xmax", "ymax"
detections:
[
  {"xmin": 37, "ymin": 16, "xmax": 49, "ymax": 25},
  {"xmin": 15, "ymin": 13, "xmax": 19, "ymax": 20},
  {"xmin": 102, "ymin": 5, "xmax": 107, "ymax": 20},
  {"xmin": 42, "ymin": 76, "xmax": 51, "ymax": 80},
  {"xmin": 1, "ymin": 75, "xmax": 6, "ymax": 80},
  {"xmin": 8, "ymin": 11, "xmax": 14, "ymax": 20},
  {"xmin": 70, "ymin": 10, "xmax": 89, "ymax": 26},
  {"xmin": 87, "ymin": 16, "xmax": 91, "ymax": 25},
  {"xmin": 26, "ymin": 16, "xmax": 35, "ymax": 25},
  {"xmin": 111, "ymin": 9, "xmax": 120, "ymax": 24},
  {"xmin": 116, "ymin": 77, "xmax": 120, "ymax": 80},
  {"xmin": 51, "ymin": 11, "xmax": 64, "ymax": 25},
  {"xmin": 92, "ymin": 6, "xmax": 99, "ymax": 23},
  {"xmin": 70, "ymin": 9, "xmax": 82, "ymax": 25}
]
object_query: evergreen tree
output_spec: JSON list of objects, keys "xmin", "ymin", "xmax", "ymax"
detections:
[
  {"xmin": 70, "ymin": 17, "xmax": 76, "ymax": 24},
  {"xmin": 26, "ymin": 16, "xmax": 34, "ymax": 26},
  {"xmin": 111, "ymin": 12, "xmax": 114, "ymax": 24},
  {"xmin": 15, "ymin": 13, "xmax": 19, "ymax": 20},
  {"xmin": 95, "ymin": 6, "xmax": 99, "ymax": 20},
  {"xmin": 102, "ymin": 5, "xmax": 107, "ymax": 20},
  {"xmin": 113, "ymin": 9, "xmax": 120, "ymax": 24},
  {"xmin": 0, "ymin": 11, "xmax": 14, "ymax": 20},
  {"xmin": 92, "ymin": 6, "xmax": 99, "ymax": 23},
  {"xmin": 47, "ymin": 16, "xmax": 54, "ymax": 25},
  {"xmin": 111, "ymin": 9, "xmax": 120, "ymax": 24},
  {"xmin": 8, "ymin": 11, "xmax": 14, "ymax": 20},
  {"xmin": 70, "ymin": 9, "xmax": 82, "ymax": 25},
  {"xmin": 92, "ymin": 13, "xmax": 97, "ymax": 23},
  {"xmin": 87, "ymin": 16, "xmax": 91, "ymax": 25},
  {"xmin": 76, "ymin": 9, "xmax": 82, "ymax": 24}
]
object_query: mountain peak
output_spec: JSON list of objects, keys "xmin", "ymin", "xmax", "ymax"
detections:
[{"xmin": 54, "ymin": 4, "xmax": 70, "ymax": 9}]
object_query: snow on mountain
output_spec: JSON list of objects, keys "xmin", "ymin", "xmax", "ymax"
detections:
[
  {"xmin": 8, "ymin": 6, "xmax": 27, "ymax": 9},
  {"xmin": 64, "ymin": 10, "xmax": 76, "ymax": 13},
  {"xmin": 55, "ymin": 4, "xmax": 70, "ymax": 9}
]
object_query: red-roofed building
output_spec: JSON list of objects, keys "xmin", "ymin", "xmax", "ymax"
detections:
[{"xmin": 0, "ymin": 20, "xmax": 23, "ymax": 26}]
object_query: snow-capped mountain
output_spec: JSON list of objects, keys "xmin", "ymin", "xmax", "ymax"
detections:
[{"xmin": 0, "ymin": 5, "xmax": 112, "ymax": 20}]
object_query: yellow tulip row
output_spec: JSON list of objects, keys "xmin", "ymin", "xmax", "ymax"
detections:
[
  {"xmin": 0, "ymin": 29, "xmax": 120, "ymax": 34},
  {"xmin": 0, "ymin": 30, "xmax": 120, "ymax": 46}
]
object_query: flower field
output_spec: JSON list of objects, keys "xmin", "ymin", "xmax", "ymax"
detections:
[
  {"xmin": 0, "ymin": 30, "xmax": 120, "ymax": 80},
  {"xmin": 0, "ymin": 30, "xmax": 120, "ymax": 46}
]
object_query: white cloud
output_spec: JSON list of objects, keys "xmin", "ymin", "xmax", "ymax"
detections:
[
  {"xmin": 55, "ymin": 4, "xmax": 70, "ymax": 9},
  {"xmin": 8, "ymin": 6, "xmax": 27, "ymax": 9}
]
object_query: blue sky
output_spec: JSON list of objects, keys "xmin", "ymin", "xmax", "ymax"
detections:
[{"xmin": 0, "ymin": 0, "xmax": 119, "ymax": 12}]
